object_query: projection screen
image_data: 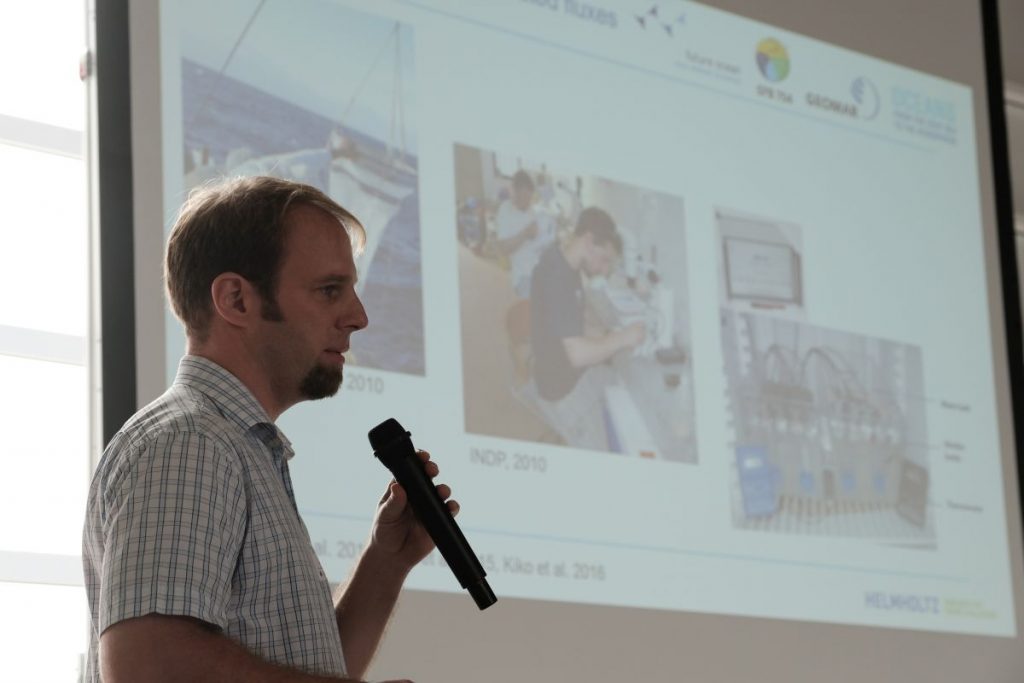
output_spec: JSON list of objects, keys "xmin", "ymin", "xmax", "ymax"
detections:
[{"xmin": 116, "ymin": 0, "xmax": 1024, "ymax": 679}]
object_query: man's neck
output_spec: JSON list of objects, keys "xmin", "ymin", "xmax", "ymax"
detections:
[
  {"xmin": 561, "ymin": 237, "xmax": 585, "ymax": 271},
  {"xmin": 186, "ymin": 341, "xmax": 288, "ymax": 421}
]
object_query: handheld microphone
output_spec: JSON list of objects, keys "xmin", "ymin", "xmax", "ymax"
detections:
[{"xmin": 368, "ymin": 418, "xmax": 497, "ymax": 610}]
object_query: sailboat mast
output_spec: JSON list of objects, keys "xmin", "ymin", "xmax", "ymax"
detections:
[
  {"xmin": 187, "ymin": 0, "xmax": 268, "ymax": 129},
  {"xmin": 395, "ymin": 24, "xmax": 407, "ymax": 164}
]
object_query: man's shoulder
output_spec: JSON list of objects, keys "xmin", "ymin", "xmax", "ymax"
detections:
[
  {"xmin": 534, "ymin": 241, "xmax": 558, "ymax": 267},
  {"xmin": 92, "ymin": 384, "xmax": 257, "ymax": 506},
  {"xmin": 101, "ymin": 383, "xmax": 246, "ymax": 471},
  {"xmin": 532, "ymin": 243, "xmax": 572, "ymax": 287}
]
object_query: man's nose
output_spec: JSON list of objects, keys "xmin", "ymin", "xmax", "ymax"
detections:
[{"xmin": 336, "ymin": 294, "xmax": 369, "ymax": 331}]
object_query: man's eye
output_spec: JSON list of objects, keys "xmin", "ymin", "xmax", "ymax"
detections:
[{"xmin": 320, "ymin": 285, "xmax": 341, "ymax": 298}]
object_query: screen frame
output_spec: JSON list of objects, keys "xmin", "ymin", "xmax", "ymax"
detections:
[
  {"xmin": 981, "ymin": 0, "xmax": 1024, "ymax": 550},
  {"xmin": 94, "ymin": 0, "xmax": 136, "ymax": 446},
  {"xmin": 94, "ymin": 0, "xmax": 1024, "ymax": 679}
]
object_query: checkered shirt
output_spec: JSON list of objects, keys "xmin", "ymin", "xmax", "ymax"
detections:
[{"xmin": 82, "ymin": 355, "xmax": 346, "ymax": 681}]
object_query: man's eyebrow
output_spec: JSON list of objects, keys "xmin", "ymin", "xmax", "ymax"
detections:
[{"xmin": 314, "ymin": 273, "xmax": 358, "ymax": 285}]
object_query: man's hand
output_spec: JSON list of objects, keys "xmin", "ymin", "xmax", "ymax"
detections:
[
  {"xmin": 563, "ymin": 320, "xmax": 648, "ymax": 369},
  {"xmin": 335, "ymin": 452, "xmax": 459, "ymax": 678},
  {"xmin": 617, "ymin": 321, "xmax": 647, "ymax": 351},
  {"xmin": 370, "ymin": 450, "xmax": 459, "ymax": 571}
]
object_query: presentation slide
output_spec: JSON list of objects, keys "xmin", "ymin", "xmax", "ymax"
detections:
[{"xmin": 156, "ymin": 0, "xmax": 1016, "ymax": 638}]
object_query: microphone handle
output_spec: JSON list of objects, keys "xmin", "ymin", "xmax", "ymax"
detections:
[{"xmin": 377, "ymin": 445, "xmax": 497, "ymax": 609}]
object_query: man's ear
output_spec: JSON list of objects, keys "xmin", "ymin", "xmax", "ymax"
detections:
[{"xmin": 210, "ymin": 272, "xmax": 258, "ymax": 329}]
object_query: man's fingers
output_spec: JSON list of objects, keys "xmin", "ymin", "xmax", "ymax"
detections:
[
  {"xmin": 378, "ymin": 479, "xmax": 398, "ymax": 506},
  {"xmin": 416, "ymin": 450, "xmax": 440, "ymax": 478},
  {"xmin": 447, "ymin": 499, "xmax": 460, "ymax": 516},
  {"xmin": 379, "ymin": 482, "xmax": 404, "ymax": 514},
  {"xmin": 436, "ymin": 483, "xmax": 451, "ymax": 500}
]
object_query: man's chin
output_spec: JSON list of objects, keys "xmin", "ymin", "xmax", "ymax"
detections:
[{"xmin": 299, "ymin": 362, "xmax": 344, "ymax": 400}]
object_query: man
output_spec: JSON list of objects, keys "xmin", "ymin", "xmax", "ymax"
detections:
[
  {"xmin": 82, "ymin": 176, "xmax": 451, "ymax": 682},
  {"xmin": 494, "ymin": 170, "xmax": 550, "ymax": 299},
  {"xmin": 529, "ymin": 206, "xmax": 646, "ymax": 451}
]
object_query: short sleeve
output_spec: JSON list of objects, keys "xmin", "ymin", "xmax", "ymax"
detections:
[
  {"xmin": 98, "ymin": 432, "xmax": 247, "ymax": 633},
  {"xmin": 495, "ymin": 200, "xmax": 530, "ymax": 240}
]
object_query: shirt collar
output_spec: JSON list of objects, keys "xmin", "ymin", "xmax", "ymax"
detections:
[{"xmin": 174, "ymin": 355, "xmax": 295, "ymax": 460}]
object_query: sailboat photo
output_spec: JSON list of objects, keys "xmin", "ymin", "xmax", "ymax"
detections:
[{"xmin": 179, "ymin": 0, "xmax": 424, "ymax": 375}]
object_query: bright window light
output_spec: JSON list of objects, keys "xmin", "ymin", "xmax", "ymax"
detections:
[
  {"xmin": 0, "ymin": 0, "xmax": 86, "ymax": 130},
  {"xmin": 0, "ymin": 355, "xmax": 88, "ymax": 556},
  {"xmin": 0, "ymin": 142, "xmax": 87, "ymax": 337},
  {"xmin": 0, "ymin": 583, "xmax": 89, "ymax": 682}
]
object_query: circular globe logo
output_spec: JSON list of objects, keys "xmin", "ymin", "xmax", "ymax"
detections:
[
  {"xmin": 756, "ymin": 38, "xmax": 790, "ymax": 82},
  {"xmin": 850, "ymin": 76, "xmax": 880, "ymax": 119}
]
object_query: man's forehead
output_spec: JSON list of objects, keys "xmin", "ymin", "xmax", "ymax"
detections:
[
  {"xmin": 281, "ymin": 205, "xmax": 356, "ymax": 271},
  {"xmin": 285, "ymin": 202, "xmax": 348, "ymax": 232},
  {"xmin": 283, "ymin": 198, "xmax": 366, "ymax": 256}
]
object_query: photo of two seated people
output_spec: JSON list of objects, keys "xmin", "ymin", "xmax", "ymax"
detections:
[{"xmin": 455, "ymin": 143, "xmax": 698, "ymax": 463}]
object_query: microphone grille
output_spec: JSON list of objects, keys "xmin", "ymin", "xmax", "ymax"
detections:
[{"xmin": 368, "ymin": 418, "xmax": 407, "ymax": 452}]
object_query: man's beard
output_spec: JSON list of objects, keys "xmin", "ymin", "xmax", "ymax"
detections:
[
  {"xmin": 261, "ymin": 299, "xmax": 343, "ymax": 401},
  {"xmin": 298, "ymin": 361, "xmax": 343, "ymax": 400}
]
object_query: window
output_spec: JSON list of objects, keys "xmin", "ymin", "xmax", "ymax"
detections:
[{"xmin": 0, "ymin": 2, "xmax": 91, "ymax": 681}]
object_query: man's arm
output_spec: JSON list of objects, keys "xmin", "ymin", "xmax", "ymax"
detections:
[
  {"xmin": 334, "ymin": 454, "xmax": 457, "ymax": 680},
  {"xmin": 100, "ymin": 614, "xmax": 392, "ymax": 683},
  {"xmin": 562, "ymin": 321, "xmax": 646, "ymax": 368},
  {"xmin": 333, "ymin": 537, "xmax": 409, "ymax": 679}
]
